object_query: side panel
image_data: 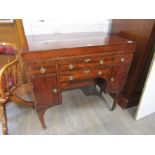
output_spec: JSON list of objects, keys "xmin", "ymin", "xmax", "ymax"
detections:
[
  {"xmin": 107, "ymin": 64, "xmax": 129, "ymax": 94},
  {"xmin": 32, "ymin": 76, "xmax": 61, "ymax": 110}
]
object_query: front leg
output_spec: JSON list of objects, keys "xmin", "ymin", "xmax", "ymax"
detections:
[
  {"xmin": 0, "ymin": 105, "xmax": 8, "ymax": 135},
  {"xmin": 111, "ymin": 94, "xmax": 119, "ymax": 111},
  {"xmin": 37, "ymin": 109, "xmax": 47, "ymax": 129},
  {"xmin": 95, "ymin": 78, "xmax": 107, "ymax": 96}
]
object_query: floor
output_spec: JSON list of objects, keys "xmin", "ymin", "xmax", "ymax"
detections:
[{"xmin": 1, "ymin": 86, "xmax": 155, "ymax": 135}]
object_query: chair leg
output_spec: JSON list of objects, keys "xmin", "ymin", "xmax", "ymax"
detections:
[{"xmin": 0, "ymin": 105, "xmax": 8, "ymax": 135}]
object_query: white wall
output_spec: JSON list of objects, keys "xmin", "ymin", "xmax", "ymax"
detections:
[
  {"xmin": 136, "ymin": 52, "xmax": 155, "ymax": 120},
  {"xmin": 22, "ymin": 19, "xmax": 112, "ymax": 35}
]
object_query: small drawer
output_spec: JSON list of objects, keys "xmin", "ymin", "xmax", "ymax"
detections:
[
  {"xmin": 113, "ymin": 54, "xmax": 133, "ymax": 64},
  {"xmin": 26, "ymin": 59, "xmax": 56, "ymax": 66},
  {"xmin": 60, "ymin": 67, "xmax": 111, "ymax": 82},
  {"xmin": 27, "ymin": 61, "xmax": 56, "ymax": 76}
]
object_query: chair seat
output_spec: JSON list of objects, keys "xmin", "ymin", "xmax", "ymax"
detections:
[
  {"xmin": 0, "ymin": 84, "xmax": 33, "ymax": 105},
  {"xmin": 13, "ymin": 83, "xmax": 34, "ymax": 101}
]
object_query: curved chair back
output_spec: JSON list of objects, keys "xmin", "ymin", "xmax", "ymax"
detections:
[
  {"xmin": 0, "ymin": 42, "xmax": 21, "ymax": 98},
  {"xmin": 0, "ymin": 42, "xmax": 33, "ymax": 135}
]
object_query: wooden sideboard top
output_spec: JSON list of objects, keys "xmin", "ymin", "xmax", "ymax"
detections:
[
  {"xmin": 22, "ymin": 34, "xmax": 135, "ymax": 61},
  {"xmin": 24, "ymin": 33, "xmax": 132, "ymax": 51}
]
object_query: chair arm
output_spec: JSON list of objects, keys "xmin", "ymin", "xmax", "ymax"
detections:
[{"xmin": 0, "ymin": 59, "xmax": 18, "ymax": 98}]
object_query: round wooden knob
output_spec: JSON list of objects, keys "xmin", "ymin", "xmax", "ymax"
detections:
[
  {"xmin": 120, "ymin": 57, "xmax": 125, "ymax": 62},
  {"xmin": 69, "ymin": 76, "xmax": 74, "ymax": 81},
  {"xmin": 52, "ymin": 88, "xmax": 58, "ymax": 94},
  {"xmin": 99, "ymin": 60, "xmax": 104, "ymax": 65},
  {"xmin": 68, "ymin": 64, "xmax": 74, "ymax": 70},
  {"xmin": 98, "ymin": 71, "xmax": 102, "ymax": 76},
  {"xmin": 40, "ymin": 66, "xmax": 46, "ymax": 74}
]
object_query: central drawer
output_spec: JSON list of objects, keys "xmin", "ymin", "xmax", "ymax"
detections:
[
  {"xmin": 58, "ymin": 54, "xmax": 113, "ymax": 71},
  {"xmin": 60, "ymin": 66, "xmax": 111, "ymax": 82}
]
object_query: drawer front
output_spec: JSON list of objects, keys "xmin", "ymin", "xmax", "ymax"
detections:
[
  {"xmin": 60, "ymin": 67, "xmax": 111, "ymax": 82},
  {"xmin": 59, "ymin": 55, "xmax": 113, "ymax": 71},
  {"xmin": 27, "ymin": 60, "xmax": 56, "ymax": 77},
  {"xmin": 113, "ymin": 53, "xmax": 133, "ymax": 65}
]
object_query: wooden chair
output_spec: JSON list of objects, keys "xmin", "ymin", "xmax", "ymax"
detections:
[{"xmin": 0, "ymin": 42, "xmax": 33, "ymax": 135}]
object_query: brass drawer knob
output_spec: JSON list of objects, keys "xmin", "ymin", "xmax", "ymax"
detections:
[
  {"xmin": 68, "ymin": 64, "xmax": 74, "ymax": 70},
  {"xmin": 127, "ymin": 40, "xmax": 133, "ymax": 44},
  {"xmin": 52, "ymin": 88, "xmax": 58, "ymax": 94},
  {"xmin": 84, "ymin": 58, "xmax": 91, "ymax": 63},
  {"xmin": 120, "ymin": 57, "xmax": 125, "ymax": 62},
  {"xmin": 99, "ymin": 60, "xmax": 104, "ymax": 65},
  {"xmin": 84, "ymin": 69, "xmax": 90, "ymax": 74},
  {"xmin": 97, "ymin": 71, "xmax": 102, "ymax": 75},
  {"xmin": 98, "ymin": 71, "xmax": 102, "ymax": 76},
  {"xmin": 110, "ymin": 77, "xmax": 114, "ymax": 82},
  {"xmin": 40, "ymin": 66, "xmax": 46, "ymax": 74},
  {"xmin": 69, "ymin": 75, "xmax": 74, "ymax": 81}
]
